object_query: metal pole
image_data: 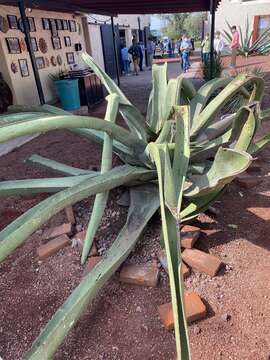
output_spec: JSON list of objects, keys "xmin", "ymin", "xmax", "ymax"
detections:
[
  {"xmin": 18, "ymin": 0, "xmax": 45, "ymax": 104},
  {"xmin": 111, "ymin": 16, "xmax": 120, "ymax": 87},
  {"xmin": 210, "ymin": 0, "xmax": 216, "ymax": 80}
]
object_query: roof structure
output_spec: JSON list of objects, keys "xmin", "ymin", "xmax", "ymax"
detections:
[{"xmin": 3, "ymin": 0, "xmax": 220, "ymax": 14}]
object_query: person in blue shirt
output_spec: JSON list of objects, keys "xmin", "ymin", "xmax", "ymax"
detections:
[
  {"xmin": 121, "ymin": 44, "xmax": 130, "ymax": 75},
  {"xmin": 180, "ymin": 35, "xmax": 192, "ymax": 72}
]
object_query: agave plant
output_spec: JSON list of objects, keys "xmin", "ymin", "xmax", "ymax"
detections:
[
  {"xmin": 1, "ymin": 53, "xmax": 270, "ymax": 360},
  {"xmin": 223, "ymin": 18, "xmax": 270, "ymax": 56}
]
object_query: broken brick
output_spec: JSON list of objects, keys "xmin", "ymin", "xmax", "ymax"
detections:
[
  {"xmin": 83, "ymin": 256, "xmax": 102, "ymax": 275},
  {"xmin": 180, "ymin": 225, "xmax": 200, "ymax": 249},
  {"xmin": 158, "ymin": 292, "xmax": 207, "ymax": 330},
  {"xmin": 42, "ymin": 223, "xmax": 72, "ymax": 242},
  {"xmin": 235, "ymin": 173, "xmax": 262, "ymax": 189},
  {"xmin": 247, "ymin": 207, "xmax": 270, "ymax": 221},
  {"xmin": 158, "ymin": 250, "xmax": 190, "ymax": 278},
  {"xmin": 119, "ymin": 263, "xmax": 159, "ymax": 287},
  {"xmin": 65, "ymin": 206, "xmax": 76, "ymax": 225},
  {"xmin": 182, "ymin": 248, "xmax": 222, "ymax": 277},
  {"xmin": 73, "ymin": 230, "xmax": 98, "ymax": 255},
  {"xmin": 37, "ymin": 235, "xmax": 70, "ymax": 260}
]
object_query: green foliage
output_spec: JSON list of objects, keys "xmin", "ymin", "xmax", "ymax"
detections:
[
  {"xmin": 0, "ymin": 53, "xmax": 270, "ymax": 360},
  {"xmin": 223, "ymin": 18, "xmax": 270, "ymax": 56},
  {"xmin": 202, "ymin": 56, "xmax": 224, "ymax": 81}
]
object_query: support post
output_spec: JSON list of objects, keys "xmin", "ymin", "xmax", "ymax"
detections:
[
  {"xmin": 111, "ymin": 16, "xmax": 120, "ymax": 87},
  {"xmin": 18, "ymin": 0, "xmax": 45, "ymax": 105},
  {"xmin": 210, "ymin": 0, "xmax": 216, "ymax": 80}
]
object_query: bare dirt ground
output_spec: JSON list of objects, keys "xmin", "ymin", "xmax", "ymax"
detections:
[{"xmin": 0, "ymin": 57, "xmax": 270, "ymax": 360}]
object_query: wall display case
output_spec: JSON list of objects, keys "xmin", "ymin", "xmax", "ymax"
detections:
[
  {"xmin": 6, "ymin": 37, "xmax": 21, "ymax": 54},
  {"xmin": 50, "ymin": 19, "xmax": 57, "ymax": 36},
  {"xmin": 64, "ymin": 36, "xmax": 71, "ymax": 47},
  {"xmin": 68, "ymin": 20, "xmax": 76, "ymax": 32},
  {"xmin": 27, "ymin": 17, "xmax": 36, "ymax": 32},
  {"xmin": 31, "ymin": 37, "xmax": 38, "ymax": 52},
  {"xmin": 36, "ymin": 56, "xmax": 45, "ymax": 69},
  {"xmin": 11, "ymin": 61, "xmax": 18, "ymax": 73},
  {"xmin": 7, "ymin": 15, "xmax": 18, "ymax": 30},
  {"xmin": 56, "ymin": 19, "xmax": 63, "ymax": 30},
  {"xmin": 52, "ymin": 36, "xmax": 61, "ymax": 50},
  {"xmin": 19, "ymin": 59, "xmax": 29, "ymax": 77},
  {"xmin": 62, "ymin": 19, "xmax": 68, "ymax": 30},
  {"xmin": 42, "ymin": 18, "xmax": 50, "ymax": 30},
  {"xmin": 51, "ymin": 56, "xmax": 57, "ymax": 66},
  {"xmin": 66, "ymin": 52, "xmax": 75, "ymax": 64}
]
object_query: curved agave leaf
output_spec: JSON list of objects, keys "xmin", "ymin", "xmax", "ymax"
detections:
[
  {"xmin": 248, "ymin": 132, "xmax": 270, "ymax": 154},
  {"xmin": 185, "ymin": 148, "xmax": 252, "ymax": 198},
  {"xmin": 24, "ymin": 185, "xmax": 160, "ymax": 360},
  {"xmin": 82, "ymin": 94, "xmax": 119, "ymax": 264},
  {"xmin": 0, "ymin": 165, "xmax": 156, "ymax": 263}
]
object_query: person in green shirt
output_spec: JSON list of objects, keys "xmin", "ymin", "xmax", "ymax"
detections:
[{"xmin": 201, "ymin": 33, "xmax": 210, "ymax": 63}]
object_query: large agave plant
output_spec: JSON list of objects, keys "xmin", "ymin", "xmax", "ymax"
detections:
[
  {"xmin": 223, "ymin": 18, "xmax": 270, "ymax": 56},
  {"xmin": 1, "ymin": 53, "xmax": 270, "ymax": 360}
]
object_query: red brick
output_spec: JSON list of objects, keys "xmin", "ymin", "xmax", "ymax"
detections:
[
  {"xmin": 42, "ymin": 223, "xmax": 72, "ymax": 242},
  {"xmin": 65, "ymin": 206, "xmax": 76, "ymax": 224},
  {"xmin": 73, "ymin": 230, "xmax": 98, "ymax": 256},
  {"xmin": 37, "ymin": 235, "xmax": 70, "ymax": 260},
  {"xmin": 247, "ymin": 207, "xmax": 270, "ymax": 221},
  {"xmin": 182, "ymin": 249, "xmax": 222, "ymax": 277},
  {"xmin": 158, "ymin": 292, "xmax": 207, "ymax": 330},
  {"xmin": 119, "ymin": 263, "xmax": 159, "ymax": 287},
  {"xmin": 180, "ymin": 225, "xmax": 200, "ymax": 249},
  {"xmin": 83, "ymin": 256, "xmax": 102, "ymax": 276},
  {"xmin": 235, "ymin": 173, "xmax": 262, "ymax": 189},
  {"xmin": 158, "ymin": 250, "xmax": 190, "ymax": 278}
]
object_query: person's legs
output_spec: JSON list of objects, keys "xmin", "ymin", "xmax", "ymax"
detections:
[
  {"xmin": 187, "ymin": 52, "xmax": 191, "ymax": 67},
  {"xmin": 182, "ymin": 52, "xmax": 188, "ymax": 72},
  {"xmin": 231, "ymin": 48, "xmax": 237, "ymax": 67},
  {"xmin": 139, "ymin": 55, "xmax": 143, "ymax": 71},
  {"xmin": 205, "ymin": 52, "xmax": 209, "ymax": 62},
  {"xmin": 133, "ymin": 58, "xmax": 139, "ymax": 75},
  {"xmin": 124, "ymin": 60, "xmax": 129, "ymax": 74}
]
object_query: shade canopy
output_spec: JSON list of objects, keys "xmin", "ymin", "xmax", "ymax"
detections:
[{"xmin": 3, "ymin": 0, "xmax": 220, "ymax": 14}]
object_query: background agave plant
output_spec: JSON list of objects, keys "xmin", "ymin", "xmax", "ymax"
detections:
[
  {"xmin": 0, "ymin": 53, "xmax": 270, "ymax": 360},
  {"xmin": 223, "ymin": 18, "xmax": 270, "ymax": 56}
]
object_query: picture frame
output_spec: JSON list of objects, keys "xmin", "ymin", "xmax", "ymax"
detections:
[
  {"xmin": 56, "ymin": 19, "xmax": 63, "ymax": 30},
  {"xmin": 62, "ymin": 19, "xmax": 68, "ymax": 30},
  {"xmin": 42, "ymin": 18, "xmax": 50, "ymax": 30},
  {"xmin": 19, "ymin": 58, "xmax": 29, "ymax": 77},
  {"xmin": 68, "ymin": 20, "xmax": 76, "ymax": 32},
  {"xmin": 6, "ymin": 37, "xmax": 21, "ymax": 54},
  {"xmin": 7, "ymin": 15, "xmax": 18, "ymax": 30},
  {"xmin": 64, "ymin": 36, "xmax": 71, "ymax": 47},
  {"xmin": 36, "ymin": 56, "xmax": 45, "ymax": 70},
  {"xmin": 52, "ymin": 36, "xmax": 61, "ymax": 50},
  {"xmin": 50, "ymin": 19, "xmax": 58, "ymax": 37},
  {"xmin": 66, "ymin": 52, "xmax": 75, "ymax": 64},
  {"xmin": 31, "ymin": 37, "xmax": 38, "ymax": 52},
  {"xmin": 27, "ymin": 17, "xmax": 36, "ymax": 32}
]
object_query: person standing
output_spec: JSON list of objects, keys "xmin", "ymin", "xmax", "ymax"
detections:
[
  {"xmin": 230, "ymin": 25, "xmax": 239, "ymax": 67},
  {"xmin": 128, "ymin": 38, "xmax": 140, "ymax": 75},
  {"xmin": 201, "ymin": 33, "xmax": 210, "ymax": 63},
  {"xmin": 214, "ymin": 31, "xmax": 225, "ymax": 57},
  {"xmin": 147, "ymin": 37, "xmax": 155, "ymax": 70},
  {"xmin": 180, "ymin": 35, "xmax": 192, "ymax": 72},
  {"xmin": 121, "ymin": 44, "xmax": 130, "ymax": 75}
]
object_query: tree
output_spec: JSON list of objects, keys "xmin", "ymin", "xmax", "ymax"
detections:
[
  {"xmin": 184, "ymin": 13, "xmax": 205, "ymax": 40},
  {"xmin": 160, "ymin": 13, "xmax": 190, "ymax": 39}
]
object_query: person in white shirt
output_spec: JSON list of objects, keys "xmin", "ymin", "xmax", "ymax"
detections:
[{"xmin": 214, "ymin": 31, "xmax": 224, "ymax": 56}]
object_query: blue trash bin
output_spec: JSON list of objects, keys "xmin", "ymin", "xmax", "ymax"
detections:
[{"xmin": 54, "ymin": 79, "xmax": 80, "ymax": 111}]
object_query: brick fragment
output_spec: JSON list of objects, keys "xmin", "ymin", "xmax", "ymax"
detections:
[
  {"xmin": 180, "ymin": 262, "xmax": 191, "ymax": 278},
  {"xmin": 119, "ymin": 263, "xmax": 159, "ymax": 287},
  {"xmin": 247, "ymin": 207, "xmax": 270, "ymax": 221},
  {"xmin": 235, "ymin": 173, "xmax": 262, "ymax": 189},
  {"xmin": 158, "ymin": 292, "xmax": 207, "ymax": 330},
  {"xmin": 158, "ymin": 250, "xmax": 190, "ymax": 278},
  {"xmin": 42, "ymin": 223, "xmax": 72, "ymax": 242},
  {"xmin": 65, "ymin": 206, "xmax": 76, "ymax": 224},
  {"xmin": 246, "ymin": 163, "xmax": 261, "ymax": 174},
  {"xmin": 73, "ymin": 230, "xmax": 98, "ymax": 255},
  {"xmin": 180, "ymin": 225, "xmax": 200, "ymax": 249},
  {"xmin": 182, "ymin": 248, "xmax": 222, "ymax": 277},
  {"xmin": 37, "ymin": 235, "xmax": 70, "ymax": 260},
  {"xmin": 83, "ymin": 256, "xmax": 102, "ymax": 276}
]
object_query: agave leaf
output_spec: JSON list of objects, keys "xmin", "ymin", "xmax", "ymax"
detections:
[
  {"xmin": 185, "ymin": 148, "xmax": 252, "ymax": 198},
  {"xmin": 27, "ymin": 154, "xmax": 94, "ymax": 176},
  {"xmin": 233, "ymin": 107, "xmax": 257, "ymax": 151},
  {"xmin": 259, "ymin": 109, "xmax": 270, "ymax": 122},
  {"xmin": 82, "ymin": 94, "xmax": 119, "ymax": 264},
  {"xmin": 23, "ymin": 184, "xmax": 159, "ymax": 360},
  {"xmin": 181, "ymin": 77, "xmax": 197, "ymax": 101},
  {"xmin": 148, "ymin": 142, "xmax": 190, "ymax": 360},
  {"xmin": 196, "ymin": 113, "xmax": 235, "ymax": 142},
  {"xmin": 164, "ymin": 76, "xmax": 183, "ymax": 120},
  {"xmin": 248, "ymin": 132, "xmax": 270, "ymax": 154},
  {"xmin": 0, "ymin": 165, "xmax": 156, "ymax": 263}
]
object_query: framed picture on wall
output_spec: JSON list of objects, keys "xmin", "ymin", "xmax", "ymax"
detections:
[
  {"xmin": 6, "ymin": 37, "xmax": 21, "ymax": 54},
  {"xmin": 42, "ymin": 18, "xmax": 50, "ymax": 30},
  {"xmin": 36, "ymin": 56, "xmax": 45, "ymax": 70},
  {"xmin": 68, "ymin": 20, "xmax": 76, "ymax": 32},
  {"xmin": 19, "ymin": 59, "xmax": 29, "ymax": 77},
  {"xmin": 52, "ymin": 36, "xmax": 61, "ymax": 50},
  {"xmin": 7, "ymin": 15, "xmax": 18, "ymax": 29},
  {"xmin": 50, "ymin": 19, "xmax": 58, "ymax": 36},
  {"xmin": 62, "ymin": 19, "xmax": 68, "ymax": 30},
  {"xmin": 27, "ymin": 17, "xmax": 36, "ymax": 32},
  {"xmin": 66, "ymin": 52, "xmax": 75, "ymax": 64},
  {"xmin": 64, "ymin": 36, "xmax": 71, "ymax": 47},
  {"xmin": 56, "ymin": 19, "xmax": 63, "ymax": 30},
  {"xmin": 31, "ymin": 37, "xmax": 38, "ymax": 52}
]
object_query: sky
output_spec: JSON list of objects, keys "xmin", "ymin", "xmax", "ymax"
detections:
[{"xmin": 150, "ymin": 15, "xmax": 167, "ymax": 31}]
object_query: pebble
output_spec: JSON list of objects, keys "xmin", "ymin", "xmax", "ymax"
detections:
[
  {"xmin": 222, "ymin": 313, "xmax": 231, "ymax": 322},
  {"xmin": 136, "ymin": 306, "xmax": 142, "ymax": 313},
  {"xmin": 76, "ymin": 224, "xmax": 83, "ymax": 232},
  {"xmin": 36, "ymin": 229, "xmax": 43, "ymax": 235},
  {"xmin": 193, "ymin": 325, "xmax": 201, "ymax": 335}
]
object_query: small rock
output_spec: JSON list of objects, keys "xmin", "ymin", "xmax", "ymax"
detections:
[
  {"xmin": 182, "ymin": 248, "xmax": 222, "ymax": 277},
  {"xmin": 119, "ymin": 263, "xmax": 159, "ymax": 287},
  {"xmin": 76, "ymin": 224, "xmax": 83, "ymax": 232},
  {"xmin": 37, "ymin": 235, "xmax": 70, "ymax": 260},
  {"xmin": 136, "ymin": 306, "xmax": 142, "ymax": 313},
  {"xmin": 193, "ymin": 325, "xmax": 201, "ymax": 335},
  {"xmin": 35, "ymin": 229, "xmax": 43, "ymax": 236},
  {"xmin": 180, "ymin": 225, "xmax": 201, "ymax": 249},
  {"xmin": 65, "ymin": 206, "xmax": 76, "ymax": 225},
  {"xmin": 41, "ymin": 223, "xmax": 72, "ymax": 242},
  {"xmin": 222, "ymin": 313, "xmax": 231, "ymax": 321}
]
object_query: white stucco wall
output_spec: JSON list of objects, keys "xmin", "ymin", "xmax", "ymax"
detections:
[
  {"xmin": 215, "ymin": 0, "xmax": 270, "ymax": 34},
  {"xmin": 0, "ymin": 5, "xmax": 86, "ymax": 105}
]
